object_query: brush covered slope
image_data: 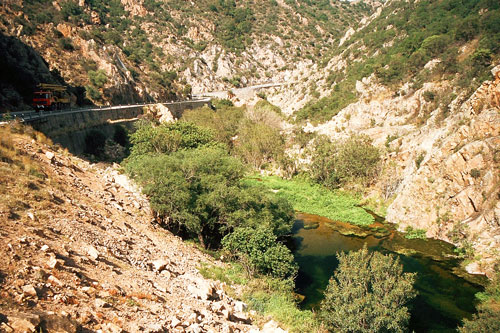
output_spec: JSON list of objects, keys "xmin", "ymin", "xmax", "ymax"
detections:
[{"xmin": 0, "ymin": 0, "xmax": 378, "ymax": 111}]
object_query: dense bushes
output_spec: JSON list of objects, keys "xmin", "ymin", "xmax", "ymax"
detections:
[
  {"xmin": 310, "ymin": 135, "xmax": 380, "ymax": 189},
  {"xmin": 128, "ymin": 121, "xmax": 216, "ymax": 157},
  {"xmin": 222, "ymin": 227, "xmax": 297, "ymax": 279},
  {"xmin": 320, "ymin": 246, "xmax": 416, "ymax": 332},
  {"xmin": 124, "ymin": 120, "xmax": 295, "ymax": 267}
]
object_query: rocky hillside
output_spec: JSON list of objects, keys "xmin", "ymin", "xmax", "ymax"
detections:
[
  {"xmin": 0, "ymin": 123, "xmax": 283, "ymax": 332},
  {"xmin": 306, "ymin": 64, "xmax": 500, "ymax": 277},
  {"xmin": 281, "ymin": 0, "xmax": 500, "ymax": 277},
  {"xmin": 0, "ymin": 0, "xmax": 377, "ymax": 111}
]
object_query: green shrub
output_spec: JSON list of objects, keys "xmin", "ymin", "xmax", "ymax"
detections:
[
  {"xmin": 58, "ymin": 37, "xmax": 74, "ymax": 51},
  {"xmin": 85, "ymin": 85, "xmax": 101, "ymax": 101},
  {"xmin": 310, "ymin": 134, "xmax": 380, "ymax": 189},
  {"xmin": 404, "ymin": 226, "xmax": 427, "ymax": 239},
  {"xmin": 470, "ymin": 168, "xmax": 481, "ymax": 178},
  {"xmin": 61, "ymin": 0, "xmax": 83, "ymax": 21},
  {"xmin": 88, "ymin": 70, "xmax": 108, "ymax": 89},
  {"xmin": 415, "ymin": 152, "xmax": 425, "ymax": 169},
  {"xmin": 320, "ymin": 246, "xmax": 416, "ymax": 332},
  {"xmin": 222, "ymin": 227, "xmax": 297, "ymax": 279},
  {"xmin": 128, "ymin": 120, "xmax": 215, "ymax": 157}
]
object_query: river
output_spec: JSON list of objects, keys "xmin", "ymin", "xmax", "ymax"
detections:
[{"xmin": 292, "ymin": 212, "xmax": 486, "ymax": 332}]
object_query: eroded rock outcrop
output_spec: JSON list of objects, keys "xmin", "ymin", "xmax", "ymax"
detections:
[{"xmin": 306, "ymin": 65, "xmax": 500, "ymax": 277}]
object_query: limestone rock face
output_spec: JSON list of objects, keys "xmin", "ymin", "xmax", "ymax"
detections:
[{"xmin": 307, "ymin": 65, "xmax": 500, "ymax": 276}]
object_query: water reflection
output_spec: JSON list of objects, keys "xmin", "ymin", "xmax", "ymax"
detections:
[{"xmin": 292, "ymin": 212, "xmax": 485, "ymax": 332}]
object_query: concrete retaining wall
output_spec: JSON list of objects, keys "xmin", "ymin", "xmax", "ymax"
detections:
[{"xmin": 27, "ymin": 99, "xmax": 211, "ymax": 155}]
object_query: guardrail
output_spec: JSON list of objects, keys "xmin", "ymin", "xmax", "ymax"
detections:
[{"xmin": 0, "ymin": 98, "xmax": 212, "ymax": 123}]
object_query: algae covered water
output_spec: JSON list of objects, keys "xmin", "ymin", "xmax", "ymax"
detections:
[{"xmin": 293, "ymin": 212, "xmax": 486, "ymax": 332}]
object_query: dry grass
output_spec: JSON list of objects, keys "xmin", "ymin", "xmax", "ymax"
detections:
[{"xmin": 0, "ymin": 123, "xmax": 53, "ymax": 221}]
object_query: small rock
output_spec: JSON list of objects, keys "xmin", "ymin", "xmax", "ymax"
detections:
[
  {"xmin": 234, "ymin": 301, "xmax": 247, "ymax": 313},
  {"xmin": 189, "ymin": 323, "xmax": 202, "ymax": 333},
  {"xmin": 45, "ymin": 151, "xmax": 55, "ymax": 161},
  {"xmin": 5, "ymin": 312, "xmax": 41, "ymax": 332},
  {"xmin": 41, "ymin": 244, "xmax": 50, "ymax": 252},
  {"xmin": 101, "ymin": 323, "xmax": 122, "ymax": 333},
  {"xmin": 188, "ymin": 279, "xmax": 218, "ymax": 301},
  {"xmin": 22, "ymin": 284, "xmax": 38, "ymax": 298},
  {"xmin": 170, "ymin": 317, "xmax": 181, "ymax": 328},
  {"xmin": 262, "ymin": 320, "xmax": 287, "ymax": 333},
  {"xmin": 0, "ymin": 322, "xmax": 14, "ymax": 332},
  {"xmin": 48, "ymin": 275, "xmax": 64, "ymax": 287},
  {"xmin": 94, "ymin": 298, "xmax": 111, "ymax": 308},
  {"xmin": 153, "ymin": 281, "xmax": 168, "ymax": 293},
  {"xmin": 87, "ymin": 245, "xmax": 99, "ymax": 260},
  {"xmin": 221, "ymin": 309, "xmax": 231, "ymax": 320},
  {"xmin": 40, "ymin": 313, "xmax": 80, "ymax": 333},
  {"xmin": 27, "ymin": 212, "xmax": 35, "ymax": 221},
  {"xmin": 47, "ymin": 257, "xmax": 64, "ymax": 270},
  {"xmin": 151, "ymin": 259, "xmax": 169, "ymax": 272}
]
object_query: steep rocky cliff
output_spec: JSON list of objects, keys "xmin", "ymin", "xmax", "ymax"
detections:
[{"xmin": 304, "ymin": 65, "xmax": 500, "ymax": 277}]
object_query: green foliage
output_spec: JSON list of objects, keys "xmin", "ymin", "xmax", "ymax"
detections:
[
  {"xmin": 415, "ymin": 152, "xmax": 425, "ymax": 169},
  {"xmin": 128, "ymin": 121, "xmax": 215, "ymax": 157},
  {"xmin": 295, "ymin": 83, "xmax": 357, "ymax": 124},
  {"xmin": 459, "ymin": 274, "xmax": 500, "ymax": 333},
  {"xmin": 320, "ymin": 246, "xmax": 416, "ymax": 332},
  {"xmin": 85, "ymin": 85, "xmax": 101, "ymax": 101},
  {"xmin": 88, "ymin": 70, "xmax": 108, "ymax": 88},
  {"xmin": 404, "ymin": 226, "xmax": 427, "ymax": 239},
  {"xmin": 222, "ymin": 227, "xmax": 297, "ymax": 279},
  {"xmin": 125, "ymin": 144, "xmax": 295, "ymax": 249},
  {"xmin": 243, "ymin": 176, "xmax": 374, "ymax": 226},
  {"xmin": 234, "ymin": 120, "xmax": 284, "ymax": 170},
  {"xmin": 212, "ymin": 98, "xmax": 234, "ymax": 108},
  {"xmin": 182, "ymin": 105, "xmax": 244, "ymax": 148},
  {"xmin": 210, "ymin": 1, "xmax": 255, "ymax": 51},
  {"xmin": 310, "ymin": 135, "xmax": 380, "ymax": 189},
  {"xmin": 470, "ymin": 168, "xmax": 481, "ymax": 179},
  {"xmin": 60, "ymin": 1, "xmax": 83, "ymax": 21},
  {"xmin": 57, "ymin": 37, "xmax": 74, "ymax": 51}
]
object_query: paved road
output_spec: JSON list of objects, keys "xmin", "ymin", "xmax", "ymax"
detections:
[
  {"xmin": 192, "ymin": 82, "xmax": 287, "ymax": 98},
  {"xmin": 0, "ymin": 98, "xmax": 212, "ymax": 122}
]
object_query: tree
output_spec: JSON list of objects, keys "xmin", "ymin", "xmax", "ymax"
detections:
[
  {"xmin": 222, "ymin": 227, "xmax": 297, "ymax": 279},
  {"xmin": 125, "ymin": 145, "xmax": 294, "ymax": 249},
  {"xmin": 128, "ymin": 120, "xmax": 215, "ymax": 157},
  {"xmin": 234, "ymin": 120, "xmax": 284, "ymax": 169},
  {"xmin": 182, "ymin": 105, "xmax": 244, "ymax": 148},
  {"xmin": 310, "ymin": 135, "xmax": 380, "ymax": 189},
  {"xmin": 320, "ymin": 246, "xmax": 416, "ymax": 332}
]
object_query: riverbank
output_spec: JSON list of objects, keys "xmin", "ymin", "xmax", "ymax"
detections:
[{"xmin": 243, "ymin": 175, "xmax": 374, "ymax": 226}]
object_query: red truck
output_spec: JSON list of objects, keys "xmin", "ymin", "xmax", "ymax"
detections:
[{"xmin": 32, "ymin": 83, "xmax": 70, "ymax": 111}]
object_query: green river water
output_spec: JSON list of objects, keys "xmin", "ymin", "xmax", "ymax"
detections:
[{"xmin": 292, "ymin": 212, "xmax": 487, "ymax": 332}]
